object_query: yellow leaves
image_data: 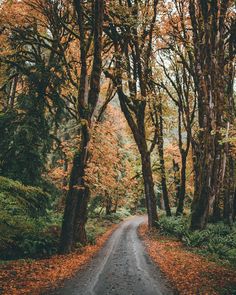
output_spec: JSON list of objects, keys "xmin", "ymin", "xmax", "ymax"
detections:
[{"xmin": 85, "ymin": 105, "xmax": 132, "ymax": 198}]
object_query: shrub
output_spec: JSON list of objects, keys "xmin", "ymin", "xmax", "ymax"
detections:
[
  {"xmin": 0, "ymin": 176, "xmax": 50, "ymax": 217},
  {"xmin": 105, "ymin": 208, "xmax": 131, "ymax": 223},
  {"xmin": 157, "ymin": 215, "xmax": 236, "ymax": 265},
  {"xmin": 85, "ymin": 219, "xmax": 107, "ymax": 245},
  {"xmin": 0, "ymin": 177, "xmax": 61, "ymax": 259},
  {"xmin": 157, "ymin": 216, "xmax": 188, "ymax": 238}
]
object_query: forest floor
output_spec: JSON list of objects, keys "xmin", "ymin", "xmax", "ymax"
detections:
[
  {"xmin": 0, "ymin": 220, "xmax": 120, "ymax": 295},
  {"xmin": 139, "ymin": 224, "xmax": 236, "ymax": 295}
]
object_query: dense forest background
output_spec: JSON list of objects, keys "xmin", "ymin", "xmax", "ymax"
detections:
[{"xmin": 0, "ymin": 0, "xmax": 236, "ymax": 273}]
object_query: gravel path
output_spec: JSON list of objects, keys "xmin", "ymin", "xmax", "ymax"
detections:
[{"xmin": 47, "ymin": 216, "xmax": 173, "ymax": 295}]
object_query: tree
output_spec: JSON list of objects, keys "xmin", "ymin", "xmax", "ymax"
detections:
[
  {"xmin": 153, "ymin": 0, "xmax": 197, "ymax": 216},
  {"xmin": 104, "ymin": 0, "xmax": 159, "ymax": 227},
  {"xmin": 156, "ymin": 53, "xmax": 196, "ymax": 216},
  {"xmin": 189, "ymin": 0, "xmax": 235, "ymax": 229},
  {"xmin": 0, "ymin": 0, "xmax": 70, "ymax": 185},
  {"xmin": 59, "ymin": 0, "xmax": 105, "ymax": 253},
  {"xmin": 148, "ymin": 91, "xmax": 172, "ymax": 216}
]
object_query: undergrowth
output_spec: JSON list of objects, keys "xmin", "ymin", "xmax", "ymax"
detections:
[
  {"xmin": 157, "ymin": 216, "xmax": 236, "ymax": 266},
  {"xmin": 0, "ymin": 176, "xmax": 131, "ymax": 260}
]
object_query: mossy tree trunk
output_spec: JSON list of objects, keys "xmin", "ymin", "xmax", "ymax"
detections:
[{"xmin": 59, "ymin": 0, "xmax": 104, "ymax": 254}]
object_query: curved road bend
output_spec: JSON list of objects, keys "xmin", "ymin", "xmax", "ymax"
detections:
[{"xmin": 47, "ymin": 216, "xmax": 173, "ymax": 295}]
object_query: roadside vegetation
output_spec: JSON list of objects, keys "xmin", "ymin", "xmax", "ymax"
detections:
[
  {"xmin": 139, "ymin": 224, "xmax": 236, "ymax": 295},
  {"xmin": 0, "ymin": 176, "xmax": 133, "ymax": 260},
  {"xmin": 157, "ymin": 214, "xmax": 236, "ymax": 266}
]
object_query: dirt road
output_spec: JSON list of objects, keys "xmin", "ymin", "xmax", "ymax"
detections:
[{"xmin": 47, "ymin": 216, "xmax": 173, "ymax": 295}]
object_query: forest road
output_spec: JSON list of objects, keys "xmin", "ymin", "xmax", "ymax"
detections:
[{"xmin": 46, "ymin": 216, "xmax": 173, "ymax": 295}]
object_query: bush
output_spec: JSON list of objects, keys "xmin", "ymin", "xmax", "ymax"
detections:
[
  {"xmin": 135, "ymin": 207, "xmax": 147, "ymax": 215},
  {"xmin": 0, "ymin": 176, "xmax": 50, "ymax": 217},
  {"xmin": 157, "ymin": 216, "xmax": 189, "ymax": 238},
  {"xmin": 105, "ymin": 208, "xmax": 131, "ymax": 223},
  {"xmin": 0, "ymin": 177, "xmax": 61, "ymax": 259},
  {"xmin": 157, "ymin": 216, "xmax": 236, "ymax": 265},
  {"xmin": 85, "ymin": 219, "xmax": 109, "ymax": 245}
]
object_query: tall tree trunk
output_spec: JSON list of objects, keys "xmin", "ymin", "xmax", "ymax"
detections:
[
  {"xmin": 73, "ymin": 187, "xmax": 90, "ymax": 244},
  {"xmin": 223, "ymin": 156, "xmax": 235, "ymax": 226},
  {"xmin": 157, "ymin": 99, "xmax": 171, "ymax": 216},
  {"xmin": 190, "ymin": 134, "xmax": 221, "ymax": 229},
  {"xmin": 176, "ymin": 154, "xmax": 187, "ymax": 216},
  {"xmin": 189, "ymin": 0, "xmax": 230, "ymax": 230},
  {"xmin": 176, "ymin": 105, "xmax": 191, "ymax": 216},
  {"xmin": 119, "ymin": 97, "xmax": 159, "ymax": 228},
  {"xmin": 105, "ymin": 191, "xmax": 112, "ymax": 215},
  {"xmin": 105, "ymin": 196, "xmax": 112, "ymax": 215},
  {"xmin": 140, "ymin": 148, "xmax": 158, "ymax": 227},
  {"xmin": 157, "ymin": 142, "xmax": 171, "ymax": 217},
  {"xmin": 72, "ymin": 124, "xmax": 90, "ymax": 245},
  {"xmin": 233, "ymin": 189, "xmax": 236, "ymax": 222},
  {"xmin": 212, "ymin": 197, "xmax": 221, "ymax": 222},
  {"xmin": 157, "ymin": 189, "xmax": 165, "ymax": 210},
  {"xmin": 59, "ymin": 123, "xmax": 90, "ymax": 252},
  {"xmin": 59, "ymin": 0, "xmax": 104, "ymax": 253},
  {"xmin": 104, "ymin": 0, "xmax": 159, "ymax": 228},
  {"xmin": 59, "ymin": 152, "xmax": 82, "ymax": 253},
  {"xmin": 173, "ymin": 160, "xmax": 180, "ymax": 207}
]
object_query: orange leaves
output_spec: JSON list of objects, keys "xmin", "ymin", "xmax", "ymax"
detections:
[
  {"xmin": 0, "ymin": 224, "xmax": 118, "ymax": 295},
  {"xmin": 85, "ymin": 105, "xmax": 136, "ymax": 201},
  {"xmin": 139, "ymin": 225, "xmax": 236, "ymax": 295}
]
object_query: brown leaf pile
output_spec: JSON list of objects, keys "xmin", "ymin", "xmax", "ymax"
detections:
[
  {"xmin": 0, "ymin": 224, "xmax": 118, "ymax": 295},
  {"xmin": 139, "ymin": 224, "xmax": 236, "ymax": 295}
]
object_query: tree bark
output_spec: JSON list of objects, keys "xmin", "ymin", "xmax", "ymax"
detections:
[
  {"xmin": 8, "ymin": 74, "xmax": 18, "ymax": 109},
  {"xmin": 233, "ymin": 189, "xmax": 236, "ymax": 222},
  {"xmin": 212, "ymin": 194, "xmax": 221, "ymax": 222},
  {"xmin": 59, "ymin": 152, "xmax": 82, "ymax": 253},
  {"xmin": 141, "ymin": 149, "xmax": 158, "ymax": 227},
  {"xmin": 176, "ymin": 154, "xmax": 187, "ymax": 216},
  {"xmin": 105, "ymin": 196, "xmax": 112, "ymax": 215},
  {"xmin": 157, "ymin": 141, "xmax": 171, "ymax": 217},
  {"xmin": 223, "ymin": 156, "xmax": 235, "ymax": 226},
  {"xmin": 73, "ymin": 187, "xmax": 90, "ymax": 245},
  {"xmin": 157, "ymin": 100, "xmax": 171, "ymax": 217},
  {"xmin": 190, "ymin": 135, "xmax": 220, "ymax": 229},
  {"xmin": 189, "ymin": 0, "xmax": 231, "ymax": 230}
]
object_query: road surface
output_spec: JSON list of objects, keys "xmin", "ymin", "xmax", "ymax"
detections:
[{"xmin": 47, "ymin": 216, "xmax": 173, "ymax": 295}]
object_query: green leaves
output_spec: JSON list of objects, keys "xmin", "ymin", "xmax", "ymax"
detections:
[
  {"xmin": 0, "ymin": 94, "xmax": 51, "ymax": 185},
  {"xmin": 157, "ymin": 215, "xmax": 236, "ymax": 265},
  {"xmin": 0, "ymin": 177, "xmax": 59, "ymax": 259}
]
